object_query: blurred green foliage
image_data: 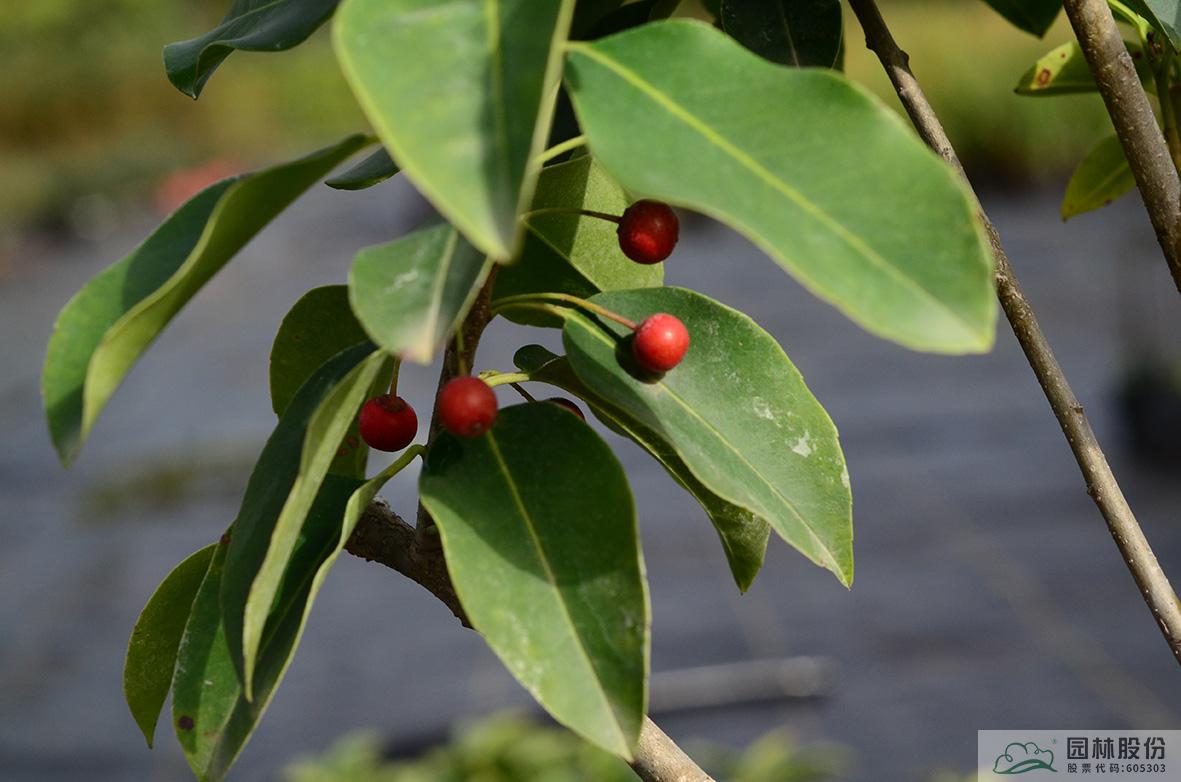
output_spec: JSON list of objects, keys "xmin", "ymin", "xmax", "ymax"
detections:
[
  {"xmin": 0, "ymin": 0, "xmax": 1107, "ymax": 236},
  {"xmin": 280, "ymin": 714, "xmax": 846, "ymax": 782}
]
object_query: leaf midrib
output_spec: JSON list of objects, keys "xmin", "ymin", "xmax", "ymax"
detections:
[
  {"xmin": 567, "ymin": 38, "xmax": 983, "ymax": 341},
  {"xmin": 484, "ymin": 431, "xmax": 630, "ymax": 752}
]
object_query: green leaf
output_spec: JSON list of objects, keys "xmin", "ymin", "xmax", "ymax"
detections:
[
  {"xmin": 514, "ymin": 345, "xmax": 770, "ymax": 590},
  {"xmin": 270, "ymin": 285, "xmax": 385, "ymax": 478},
  {"xmin": 348, "ymin": 223, "xmax": 492, "ymax": 364},
  {"xmin": 165, "ymin": 0, "xmax": 341, "ymax": 99},
  {"xmin": 493, "ymin": 155, "xmax": 661, "ymax": 327},
  {"xmin": 334, "ymin": 0, "xmax": 576, "ymax": 259},
  {"xmin": 325, "ymin": 147, "xmax": 400, "ymax": 190},
  {"xmin": 720, "ymin": 0, "xmax": 842, "ymax": 68},
  {"xmin": 172, "ymin": 473, "xmax": 369, "ymax": 782},
  {"xmin": 42, "ymin": 135, "xmax": 371, "ymax": 466},
  {"xmin": 1125, "ymin": 0, "xmax": 1181, "ymax": 50},
  {"xmin": 561, "ymin": 287, "xmax": 853, "ymax": 586},
  {"xmin": 1015, "ymin": 40, "xmax": 1152, "ymax": 95},
  {"xmin": 564, "ymin": 21, "xmax": 996, "ymax": 354},
  {"xmin": 1061, "ymin": 134, "xmax": 1136, "ymax": 219},
  {"xmin": 124, "ymin": 544, "xmax": 216, "ymax": 748},
  {"xmin": 220, "ymin": 343, "xmax": 390, "ymax": 698},
  {"xmin": 980, "ymin": 0, "xmax": 1061, "ymax": 36},
  {"xmin": 419, "ymin": 403, "xmax": 648, "ymax": 758}
]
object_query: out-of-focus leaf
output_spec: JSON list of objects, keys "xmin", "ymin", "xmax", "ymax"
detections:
[
  {"xmin": 720, "ymin": 0, "xmax": 842, "ymax": 68},
  {"xmin": 1015, "ymin": 40, "xmax": 1152, "ymax": 95},
  {"xmin": 1061, "ymin": 134, "xmax": 1136, "ymax": 219},
  {"xmin": 325, "ymin": 147, "xmax": 400, "ymax": 190},
  {"xmin": 980, "ymin": 0, "xmax": 1061, "ymax": 36}
]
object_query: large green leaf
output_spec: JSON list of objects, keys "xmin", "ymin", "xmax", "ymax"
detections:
[
  {"xmin": 565, "ymin": 21, "xmax": 996, "ymax": 354},
  {"xmin": 124, "ymin": 544, "xmax": 216, "ymax": 748},
  {"xmin": 561, "ymin": 287, "xmax": 852, "ymax": 586},
  {"xmin": 493, "ymin": 155, "xmax": 661, "ymax": 326},
  {"xmin": 1061, "ymin": 134, "xmax": 1136, "ymax": 219},
  {"xmin": 42, "ymin": 135, "xmax": 371, "ymax": 466},
  {"xmin": 220, "ymin": 343, "xmax": 389, "ymax": 697},
  {"xmin": 1125, "ymin": 0, "xmax": 1181, "ymax": 50},
  {"xmin": 419, "ymin": 403, "xmax": 648, "ymax": 758},
  {"xmin": 980, "ymin": 0, "xmax": 1061, "ymax": 36},
  {"xmin": 325, "ymin": 147, "xmax": 400, "ymax": 191},
  {"xmin": 514, "ymin": 345, "xmax": 770, "ymax": 590},
  {"xmin": 172, "ymin": 473, "xmax": 364, "ymax": 782},
  {"xmin": 1015, "ymin": 39, "xmax": 1152, "ymax": 95},
  {"xmin": 334, "ymin": 0, "xmax": 576, "ymax": 259},
  {"xmin": 720, "ymin": 0, "xmax": 842, "ymax": 68},
  {"xmin": 165, "ymin": 0, "xmax": 341, "ymax": 98},
  {"xmin": 348, "ymin": 223, "xmax": 492, "ymax": 364}
]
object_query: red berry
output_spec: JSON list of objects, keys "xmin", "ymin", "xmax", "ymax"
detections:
[
  {"xmin": 617, "ymin": 200, "xmax": 679, "ymax": 264},
  {"xmin": 358, "ymin": 395, "xmax": 418, "ymax": 452},
  {"xmin": 438, "ymin": 376, "xmax": 498, "ymax": 437},
  {"xmin": 546, "ymin": 397, "xmax": 585, "ymax": 421},
  {"xmin": 632, "ymin": 313, "xmax": 690, "ymax": 373}
]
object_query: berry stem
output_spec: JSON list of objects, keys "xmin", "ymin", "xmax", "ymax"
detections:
[
  {"xmin": 489, "ymin": 300, "xmax": 576, "ymax": 323},
  {"xmin": 510, "ymin": 382, "xmax": 537, "ymax": 403},
  {"xmin": 454, "ymin": 328, "xmax": 468, "ymax": 376},
  {"xmin": 533, "ymin": 134, "xmax": 587, "ymax": 166},
  {"xmin": 387, "ymin": 359, "xmax": 401, "ymax": 396},
  {"xmin": 373, "ymin": 443, "xmax": 426, "ymax": 482},
  {"xmin": 492, "ymin": 292, "xmax": 638, "ymax": 330},
  {"xmin": 522, "ymin": 207, "xmax": 622, "ymax": 224}
]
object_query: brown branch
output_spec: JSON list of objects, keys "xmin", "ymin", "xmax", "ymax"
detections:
[
  {"xmin": 848, "ymin": 0, "xmax": 1181, "ymax": 665},
  {"xmin": 346, "ymin": 499, "xmax": 715, "ymax": 781},
  {"xmin": 1061, "ymin": 0, "xmax": 1181, "ymax": 293}
]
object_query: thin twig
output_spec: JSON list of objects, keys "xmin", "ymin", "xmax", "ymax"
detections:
[
  {"xmin": 1061, "ymin": 0, "xmax": 1181, "ymax": 293},
  {"xmin": 848, "ymin": 0, "xmax": 1181, "ymax": 664}
]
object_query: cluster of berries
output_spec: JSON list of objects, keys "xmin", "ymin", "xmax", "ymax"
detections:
[{"xmin": 358, "ymin": 201, "xmax": 689, "ymax": 450}]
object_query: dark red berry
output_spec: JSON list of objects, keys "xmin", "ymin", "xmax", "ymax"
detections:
[
  {"xmin": 617, "ymin": 200, "xmax": 679, "ymax": 264},
  {"xmin": 358, "ymin": 394, "xmax": 418, "ymax": 452},
  {"xmin": 438, "ymin": 376, "xmax": 498, "ymax": 437},
  {"xmin": 546, "ymin": 397, "xmax": 585, "ymax": 421},
  {"xmin": 632, "ymin": 313, "xmax": 690, "ymax": 373}
]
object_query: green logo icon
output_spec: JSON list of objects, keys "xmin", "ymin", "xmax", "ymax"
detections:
[{"xmin": 993, "ymin": 742, "xmax": 1057, "ymax": 774}]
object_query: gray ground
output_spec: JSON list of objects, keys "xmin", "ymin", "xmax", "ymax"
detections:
[{"xmin": 2, "ymin": 176, "xmax": 1180, "ymax": 781}]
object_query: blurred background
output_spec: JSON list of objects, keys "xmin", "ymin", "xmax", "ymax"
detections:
[{"xmin": 3, "ymin": 1, "xmax": 1181, "ymax": 780}]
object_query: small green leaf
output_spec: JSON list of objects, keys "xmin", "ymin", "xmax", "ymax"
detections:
[
  {"xmin": 493, "ymin": 155, "xmax": 661, "ymax": 327},
  {"xmin": 348, "ymin": 223, "xmax": 492, "ymax": 364},
  {"xmin": 515, "ymin": 345, "xmax": 769, "ymax": 590},
  {"xmin": 720, "ymin": 0, "xmax": 842, "ymax": 68},
  {"xmin": 562, "ymin": 287, "xmax": 853, "ymax": 586},
  {"xmin": 419, "ymin": 403, "xmax": 648, "ymax": 758},
  {"xmin": 565, "ymin": 21, "xmax": 996, "ymax": 354},
  {"xmin": 220, "ymin": 343, "xmax": 389, "ymax": 698},
  {"xmin": 333, "ymin": 0, "xmax": 576, "ymax": 259},
  {"xmin": 325, "ymin": 147, "xmax": 400, "ymax": 190},
  {"xmin": 1061, "ymin": 134, "xmax": 1136, "ymax": 220},
  {"xmin": 1015, "ymin": 40, "xmax": 1152, "ymax": 95},
  {"xmin": 165, "ymin": 0, "xmax": 341, "ymax": 98},
  {"xmin": 1125, "ymin": 0, "xmax": 1181, "ymax": 50},
  {"xmin": 980, "ymin": 0, "xmax": 1061, "ymax": 36},
  {"xmin": 42, "ymin": 135, "xmax": 372, "ymax": 466},
  {"xmin": 124, "ymin": 544, "xmax": 216, "ymax": 748}
]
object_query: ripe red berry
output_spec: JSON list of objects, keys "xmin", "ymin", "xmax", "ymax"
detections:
[
  {"xmin": 358, "ymin": 395, "xmax": 418, "ymax": 452},
  {"xmin": 438, "ymin": 376, "xmax": 498, "ymax": 437},
  {"xmin": 617, "ymin": 200, "xmax": 679, "ymax": 264},
  {"xmin": 546, "ymin": 397, "xmax": 585, "ymax": 421},
  {"xmin": 632, "ymin": 313, "xmax": 690, "ymax": 373}
]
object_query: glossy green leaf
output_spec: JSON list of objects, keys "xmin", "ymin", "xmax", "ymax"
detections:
[
  {"xmin": 1061, "ymin": 134, "xmax": 1136, "ymax": 219},
  {"xmin": 419, "ymin": 403, "xmax": 648, "ymax": 758},
  {"xmin": 165, "ymin": 0, "xmax": 341, "ymax": 98},
  {"xmin": 325, "ymin": 147, "xmax": 400, "ymax": 190},
  {"xmin": 980, "ymin": 0, "xmax": 1061, "ymax": 36},
  {"xmin": 334, "ymin": 0, "xmax": 576, "ymax": 259},
  {"xmin": 220, "ymin": 343, "xmax": 388, "ymax": 697},
  {"xmin": 1015, "ymin": 40, "xmax": 1152, "ymax": 95},
  {"xmin": 42, "ymin": 135, "xmax": 371, "ymax": 466},
  {"xmin": 565, "ymin": 21, "xmax": 996, "ymax": 354},
  {"xmin": 562, "ymin": 287, "xmax": 852, "ymax": 586},
  {"xmin": 514, "ymin": 345, "xmax": 770, "ymax": 590},
  {"xmin": 172, "ymin": 474, "xmax": 366, "ymax": 782},
  {"xmin": 493, "ymin": 155, "xmax": 661, "ymax": 327},
  {"xmin": 124, "ymin": 544, "xmax": 216, "ymax": 748},
  {"xmin": 1125, "ymin": 0, "xmax": 1181, "ymax": 50},
  {"xmin": 348, "ymin": 223, "xmax": 492, "ymax": 364},
  {"xmin": 720, "ymin": 0, "xmax": 842, "ymax": 68}
]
